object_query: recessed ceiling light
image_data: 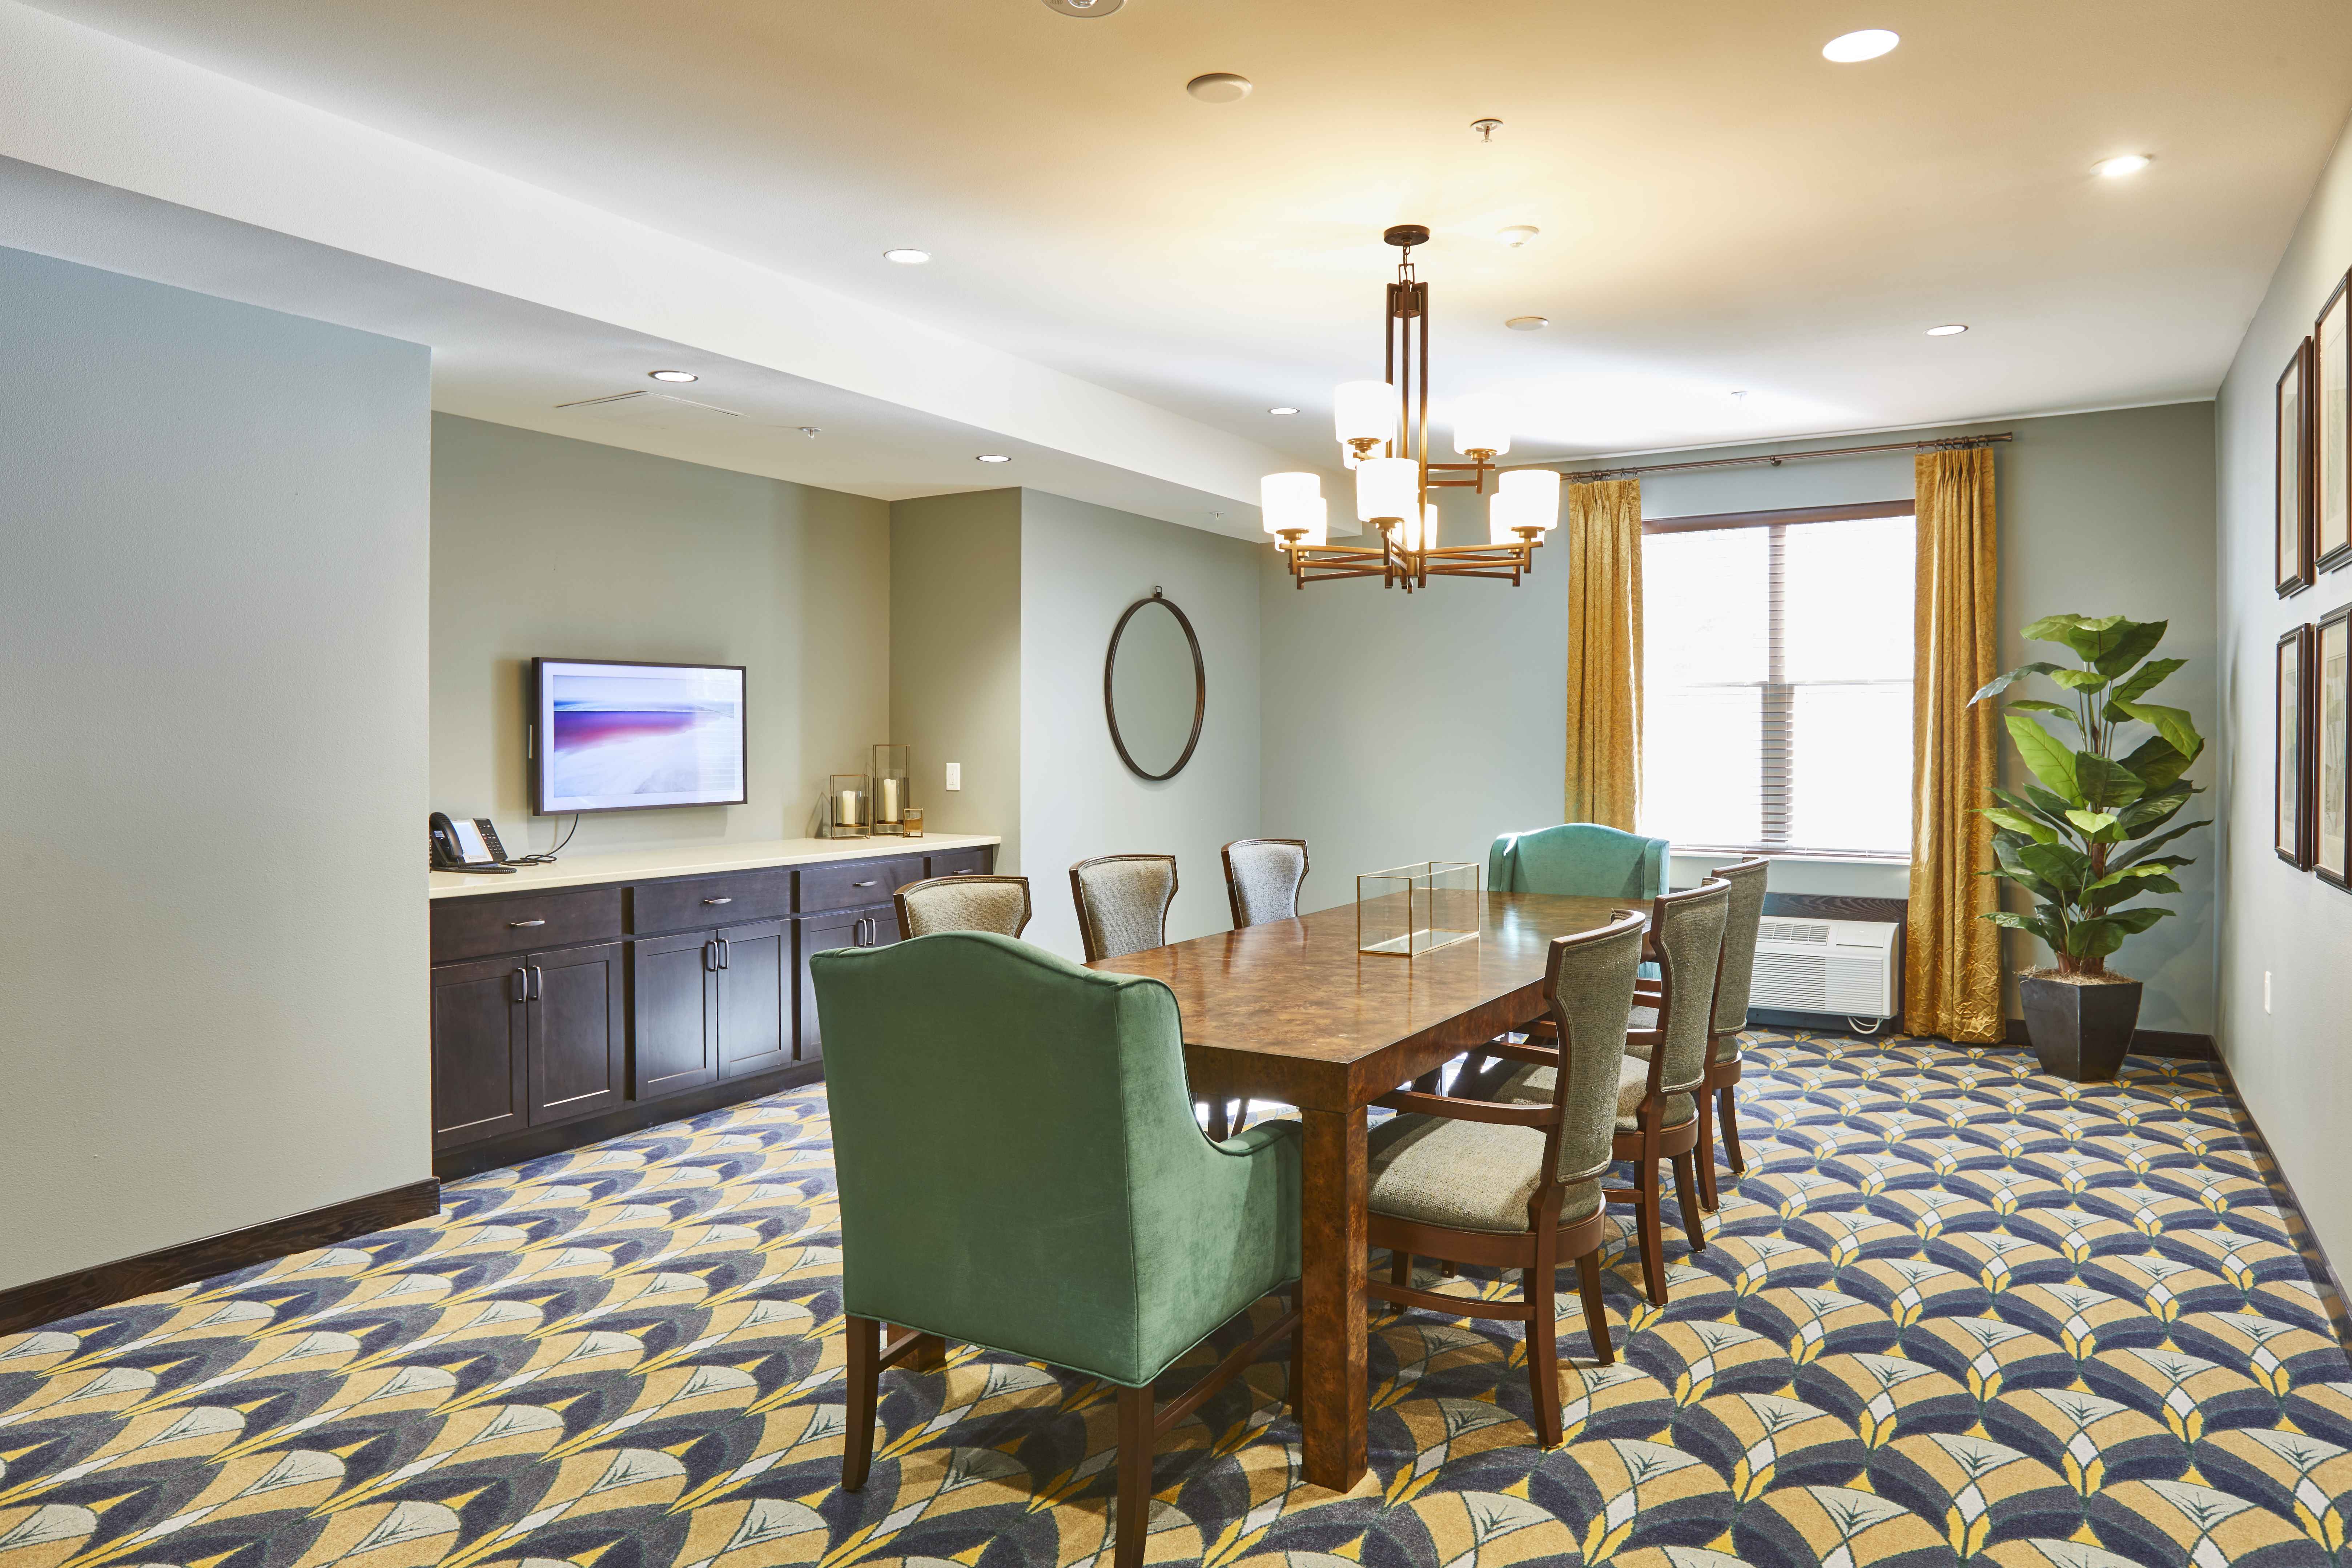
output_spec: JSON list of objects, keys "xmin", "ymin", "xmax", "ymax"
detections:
[
  {"xmin": 1186, "ymin": 73, "xmax": 1252, "ymax": 102},
  {"xmin": 1926, "ymin": 323, "xmax": 1969, "ymax": 336},
  {"xmin": 883, "ymin": 248, "xmax": 931, "ymax": 265},
  {"xmin": 1822, "ymin": 28, "xmax": 1899, "ymax": 62},
  {"xmin": 648, "ymin": 369, "xmax": 698, "ymax": 383},
  {"xmin": 1042, "ymin": 0, "xmax": 1122, "ymax": 13},
  {"xmin": 2095, "ymin": 154, "xmax": 2151, "ymax": 179},
  {"xmin": 1496, "ymin": 225, "xmax": 1540, "ymax": 248},
  {"xmin": 976, "ymin": 454, "xmax": 1012, "ymax": 463},
  {"xmin": 1268, "ymin": 407, "xmax": 1299, "ymax": 415},
  {"xmin": 1505, "ymin": 316, "xmax": 1550, "ymax": 331}
]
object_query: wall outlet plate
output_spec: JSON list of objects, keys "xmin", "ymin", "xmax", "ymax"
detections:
[{"xmin": 945, "ymin": 762, "xmax": 962, "ymax": 792}]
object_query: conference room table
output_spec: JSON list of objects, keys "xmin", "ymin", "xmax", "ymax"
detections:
[{"xmin": 1089, "ymin": 889, "xmax": 1635, "ymax": 1492}]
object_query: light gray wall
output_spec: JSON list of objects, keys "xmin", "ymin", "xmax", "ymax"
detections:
[
  {"xmin": 2215, "ymin": 116, "xmax": 2352, "ymax": 1269},
  {"xmin": 1020, "ymin": 491, "xmax": 1263, "ymax": 957},
  {"xmin": 431, "ymin": 415, "xmax": 889, "ymax": 854},
  {"xmin": 1261, "ymin": 401, "xmax": 2218, "ymax": 1032},
  {"xmin": 890, "ymin": 490, "xmax": 1023, "ymax": 868},
  {"xmin": 0, "ymin": 247, "xmax": 431, "ymax": 1290}
]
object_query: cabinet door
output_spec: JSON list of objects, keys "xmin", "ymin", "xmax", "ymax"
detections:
[
  {"xmin": 865, "ymin": 903, "xmax": 902, "ymax": 948},
  {"xmin": 792, "ymin": 909, "xmax": 867, "ymax": 1063},
  {"xmin": 717, "ymin": 919, "xmax": 790, "ymax": 1079},
  {"xmin": 431, "ymin": 958, "xmax": 528, "ymax": 1149},
  {"xmin": 527, "ymin": 941, "xmax": 625, "ymax": 1126},
  {"xmin": 632, "ymin": 930, "xmax": 719, "ymax": 1099}
]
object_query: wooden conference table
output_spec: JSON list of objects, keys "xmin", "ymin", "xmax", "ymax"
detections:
[{"xmin": 1090, "ymin": 889, "xmax": 1633, "ymax": 1492}]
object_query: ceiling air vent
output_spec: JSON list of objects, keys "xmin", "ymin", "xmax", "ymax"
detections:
[{"xmin": 553, "ymin": 390, "xmax": 749, "ymax": 430}]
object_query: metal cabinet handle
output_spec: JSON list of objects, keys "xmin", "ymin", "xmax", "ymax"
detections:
[
  {"xmin": 509, "ymin": 918, "xmax": 546, "ymax": 928},
  {"xmin": 703, "ymin": 940, "xmax": 716, "ymax": 972},
  {"xmin": 717, "ymin": 937, "xmax": 731, "ymax": 969},
  {"xmin": 529, "ymin": 965, "xmax": 544, "ymax": 1000},
  {"xmin": 852, "ymin": 880, "xmax": 879, "ymax": 889},
  {"xmin": 703, "ymin": 896, "xmax": 732, "ymax": 905},
  {"xmin": 514, "ymin": 966, "xmax": 529, "ymax": 1003}
]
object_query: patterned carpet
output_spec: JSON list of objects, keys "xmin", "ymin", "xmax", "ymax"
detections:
[{"xmin": 5, "ymin": 1033, "xmax": 2352, "ymax": 1568}]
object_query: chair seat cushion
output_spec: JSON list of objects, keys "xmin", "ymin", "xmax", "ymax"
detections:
[
  {"xmin": 1496, "ymin": 1056, "xmax": 1694, "ymax": 1133},
  {"xmin": 1625, "ymin": 1005, "xmax": 1659, "ymax": 1059},
  {"xmin": 1365, "ymin": 1112, "xmax": 1603, "ymax": 1235}
]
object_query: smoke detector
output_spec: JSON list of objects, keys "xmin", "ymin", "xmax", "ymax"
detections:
[
  {"xmin": 1186, "ymin": 72, "xmax": 1252, "ymax": 102},
  {"xmin": 1043, "ymin": 0, "xmax": 1123, "ymax": 15}
]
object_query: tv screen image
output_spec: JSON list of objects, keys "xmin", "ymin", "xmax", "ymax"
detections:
[{"xmin": 532, "ymin": 659, "xmax": 747, "ymax": 813}]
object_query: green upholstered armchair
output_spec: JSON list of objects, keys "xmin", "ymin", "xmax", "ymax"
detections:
[
  {"xmin": 812, "ymin": 930, "xmax": 1301, "ymax": 1568},
  {"xmin": 1487, "ymin": 822, "xmax": 1670, "ymax": 900}
]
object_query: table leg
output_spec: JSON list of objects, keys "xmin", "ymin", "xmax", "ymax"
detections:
[{"xmin": 1299, "ymin": 1104, "xmax": 1368, "ymax": 1492}]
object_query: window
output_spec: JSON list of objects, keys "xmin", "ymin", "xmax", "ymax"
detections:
[{"xmin": 1639, "ymin": 502, "xmax": 1915, "ymax": 859}]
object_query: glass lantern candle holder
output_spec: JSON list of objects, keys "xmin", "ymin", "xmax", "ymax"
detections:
[
  {"xmin": 871, "ymin": 744, "xmax": 910, "ymax": 835},
  {"xmin": 1357, "ymin": 861, "xmax": 1481, "ymax": 957},
  {"xmin": 827, "ymin": 774, "xmax": 871, "ymax": 839}
]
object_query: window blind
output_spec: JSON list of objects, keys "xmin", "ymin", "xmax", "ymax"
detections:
[{"xmin": 1639, "ymin": 502, "xmax": 1915, "ymax": 859}]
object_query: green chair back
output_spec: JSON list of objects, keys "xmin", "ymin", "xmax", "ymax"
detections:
[
  {"xmin": 1488, "ymin": 823, "xmax": 1669, "ymax": 901},
  {"xmin": 812, "ymin": 931, "xmax": 1299, "ymax": 1387}
]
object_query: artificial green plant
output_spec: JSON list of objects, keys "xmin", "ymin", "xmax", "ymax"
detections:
[{"xmin": 1970, "ymin": 614, "xmax": 2207, "ymax": 978}]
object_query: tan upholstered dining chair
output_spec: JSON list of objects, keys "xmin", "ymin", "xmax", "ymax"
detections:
[
  {"xmin": 1221, "ymin": 838, "xmax": 1309, "ymax": 928},
  {"xmin": 1629, "ymin": 856, "xmax": 1768, "ymax": 1210},
  {"xmin": 894, "ymin": 875, "xmax": 1034, "ymax": 940},
  {"xmin": 1069, "ymin": 854, "xmax": 1178, "ymax": 962}
]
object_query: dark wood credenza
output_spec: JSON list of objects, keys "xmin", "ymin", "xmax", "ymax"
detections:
[{"xmin": 427, "ymin": 836, "xmax": 997, "ymax": 1177}]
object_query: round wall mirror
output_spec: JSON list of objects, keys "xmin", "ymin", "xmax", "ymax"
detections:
[{"xmin": 1105, "ymin": 589, "xmax": 1206, "ymax": 781}]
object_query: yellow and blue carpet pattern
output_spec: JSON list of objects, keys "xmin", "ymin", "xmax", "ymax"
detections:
[{"xmin": 4, "ymin": 1033, "xmax": 2352, "ymax": 1568}]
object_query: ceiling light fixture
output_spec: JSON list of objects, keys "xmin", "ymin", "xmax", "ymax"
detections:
[
  {"xmin": 977, "ymin": 454, "xmax": 1012, "ymax": 463},
  {"xmin": 2095, "ymin": 154, "xmax": 2151, "ymax": 178},
  {"xmin": 1260, "ymin": 224, "xmax": 1561, "ymax": 592},
  {"xmin": 1822, "ymin": 28, "xmax": 1899, "ymax": 61},
  {"xmin": 1042, "ymin": 0, "xmax": 1123, "ymax": 14},
  {"xmin": 1926, "ymin": 323, "xmax": 1969, "ymax": 336},
  {"xmin": 1268, "ymin": 406, "xmax": 1299, "ymax": 415},
  {"xmin": 1497, "ymin": 225, "xmax": 1540, "ymax": 248},
  {"xmin": 648, "ymin": 370, "xmax": 699, "ymax": 383},
  {"xmin": 1505, "ymin": 316, "xmax": 1549, "ymax": 331},
  {"xmin": 1472, "ymin": 118, "xmax": 1503, "ymax": 142},
  {"xmin": 1186, "ymin": 72, "xmax": 1252, "ymax": 102},
  {"xmin": 883, "ymin": 249, "xmax": 931, "ymax": 265}
]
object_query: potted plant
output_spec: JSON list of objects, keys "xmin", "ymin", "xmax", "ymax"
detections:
[{"xmin": 1971, "ymin": 614, "xmax": 2207, "ymax": 1081}]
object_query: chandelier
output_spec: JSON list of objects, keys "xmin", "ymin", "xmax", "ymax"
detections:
[{"xmin": 1260, "ymin": 223, "xmax": 1561, "ymax": 591}]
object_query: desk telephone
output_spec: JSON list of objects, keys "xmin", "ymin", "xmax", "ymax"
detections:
[{"xmin": 430, "ymin": 812, "xmax": 518, "ymax": 873}]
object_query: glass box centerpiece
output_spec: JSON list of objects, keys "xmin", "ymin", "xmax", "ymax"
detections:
[{"xmin": 1357, "ymin": 860, "xmax": 1481, "ymax": 957}]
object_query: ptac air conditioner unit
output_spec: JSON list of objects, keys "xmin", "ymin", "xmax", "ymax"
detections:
[{"xmin": 1750, "ymin": 917, "xmax": 1900, "ymax": 1021}]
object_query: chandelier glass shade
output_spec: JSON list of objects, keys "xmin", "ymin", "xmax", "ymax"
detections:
[{"xmin": 1264, "ymin": 224, "xmax": 1561, "ymax": 591}]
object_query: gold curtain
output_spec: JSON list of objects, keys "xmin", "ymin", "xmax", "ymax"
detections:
[
  {"xmin": 1905, "ymin": 445, "xmax": 2003, "ymax": 1043},
  {"xmin": 1563, "ymin": 476, "xmax": 1643, "ymax": 829}
]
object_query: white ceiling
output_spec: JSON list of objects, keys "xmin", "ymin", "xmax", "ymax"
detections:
[{"xmin": 9, "ymin": 0, "xmax": 2352, "ymax": 499}]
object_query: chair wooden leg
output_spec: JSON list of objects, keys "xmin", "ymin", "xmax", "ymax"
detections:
[
  {"xmin": 843, "ymin": 1315, "xmax": 880, "ymax": 1491},
  {"xmin": 1718, "ymin": 1086, "xmax": 1745, "ymax": 1175},
  {"xmin": 1671, "ymin": 1151, "xmax": 1706, "ymax": 1253},
  {"xmin": 1577, "ymin": 1251, "xmax": 1613, "ymax": 1365},
  {"xmin": 1526, "ymin": 1231, "xmax": 1562, "ymax": 1447},
  {"xmin": 1229, "ymin": 1099, "xmax": 1250, "ymax": 1136},
  {"xmin": 1388, "ymin": 1250, "xmax": 1413, "ymax": 1287},
  {"xmin": 1204, "ymin": 1099, "xmax": 1230, "ymax": 1141},
  {"xmin": 887, "ymin": 1326, "xmax": 946, "ymax": 1370},
  {"xmin": 1635, "ymin": 1162, "xmax": 1668, "ymax": 1305},
  {"xmin": 1114, "ymin": 1382, "xmax": 1155, "ymax": 1568},
  {"xmin": 1694, "ymin": 1087, "xmax": 1720, "ymax": 1213}
]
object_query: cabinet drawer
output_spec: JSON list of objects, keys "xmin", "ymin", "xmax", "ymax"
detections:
[
  {"xmin": 431, "ymin": 888, "xmax": 623, "ymax": 964},
  {"xmin": 631, "ymin": 869, "xmax": 793, "ymax": 934},
  {"xmin": 797, "ymin": 855, "xmax": 925, "ymax": 913},
  {"xmin": 925, "ymin": 846, "xmax": 993, "ymax": 879}
]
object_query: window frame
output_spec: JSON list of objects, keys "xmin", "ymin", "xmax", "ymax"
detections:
[{"xmin": 1640, "ymin": 498, "xmax": 1916, "ymax": 863}]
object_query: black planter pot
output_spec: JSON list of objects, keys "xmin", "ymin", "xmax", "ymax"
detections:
[{"xmin": 2019, "ymin": 974, "xmax": 2143, "ymax": 1082}]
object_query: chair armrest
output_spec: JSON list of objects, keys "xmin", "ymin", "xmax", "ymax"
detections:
[
  {"xmin": 1627, "ymin": 1028, "xmax": 1663, "ymax": 1048},
  {"xmin": 1480, "ymin": 1038, "xmax": 1565, "ymax": 1068},
  {"xmin": 1212, "ymin": 1119, "xmax": 1300, "ymax": 1157},
  {"xmin": 1632, "ymin": 982, "xmax": 1664, "ymax": 1002},
  {"xmin": 1372, "ymin": 1089, "xmax": 1556, "ymax": 1127},
  {"xmin": 1523, "ymin": 1018, "xmax": 1557, "ymax": 1039}
]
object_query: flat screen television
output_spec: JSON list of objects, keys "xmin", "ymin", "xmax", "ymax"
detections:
[{"xmin": 530, "ymin": 658, "xmax": 748, "ymax": 814}]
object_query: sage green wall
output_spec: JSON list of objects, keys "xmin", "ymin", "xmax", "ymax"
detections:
[
  {"xmin": 431, "ymin": 414, "xmax": 890, "ymax": 853},
  {"xmin": 1020, "ymin": 491, "xmax": 1264, "ymax": 957},
  {"xmin": 889, "ymin": 490, "xmax": 1024, "ymax": 869},
  {"xmin": 0, "ymin": 248, "xmax": 430, "ymax": 1291},
  {"xmin": 1260, "ymin": 401, "xmax": 2218, "ymax": 1033},
  {"xmin": 2215, "ymin": 115, "xmax": 2352, "ymax": 1270}
]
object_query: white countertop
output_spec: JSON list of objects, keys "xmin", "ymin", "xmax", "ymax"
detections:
[{"xmin": 429, "ymin": 833, "xmax": 1002, "ymax": 900}]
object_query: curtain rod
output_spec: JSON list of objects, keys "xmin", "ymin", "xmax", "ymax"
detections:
[{"xmin": 1554, "ymin": 431, "xmax": 2013, "ymax": 482}]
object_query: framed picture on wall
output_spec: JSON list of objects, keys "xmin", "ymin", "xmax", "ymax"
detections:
[
  {"xmin": 2281, "ymin": 337, "xmax": 2315, "ymax": 594},
  {"xmin": 2280, "ymin": 624, "xmax": 2313, "ymax": 866},
  {"xmin": 2318, "ymin": 605, "xmax": 2352, "ymax": 887},
  {"xmin": 2317, "ymin": 274, "xmax": 2352, "ymax": 571}
]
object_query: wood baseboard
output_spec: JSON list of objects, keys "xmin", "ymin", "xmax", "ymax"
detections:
[
  {"xmin": 0, "ymin": 1178, "xmax": 441, "ymax": 1336},
  {"xmin": 431, "ymin": 1060, "xmax": 823, "ymax": 1181}
]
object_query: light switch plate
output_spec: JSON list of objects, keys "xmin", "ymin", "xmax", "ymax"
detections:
[{"xmin": 946, "ymin": 762, "xmax": 962, "ymax": 792}]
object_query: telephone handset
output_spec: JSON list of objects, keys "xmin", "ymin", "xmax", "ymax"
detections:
[{"xmin": 430, "ymin": 812, "xmax": 518, "ymax": 873}]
